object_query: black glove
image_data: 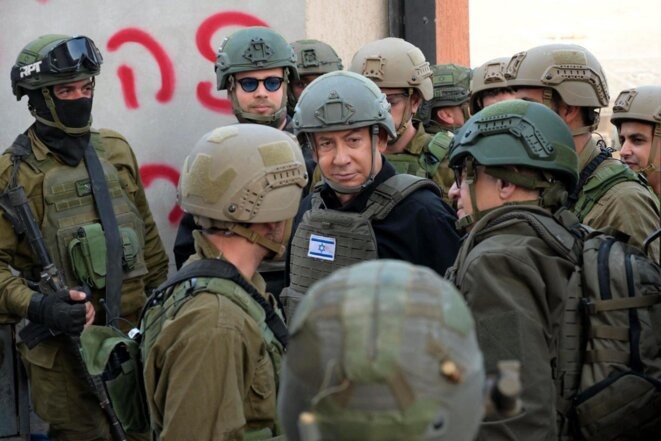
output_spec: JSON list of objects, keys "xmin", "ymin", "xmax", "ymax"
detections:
[{"xmin": 27, "ymin": 289, "xmax": 87, "ymax": 334}]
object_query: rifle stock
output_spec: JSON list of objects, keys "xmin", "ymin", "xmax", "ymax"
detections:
[{"xmin": 7, "ymin": 185, "xmax": 128, "ymax": 441}]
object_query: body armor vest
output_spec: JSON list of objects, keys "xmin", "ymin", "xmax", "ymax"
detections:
[
  {"xmin": 281, "ymin": 174, "xmax": 439, "ymax": 320},
  {"xmin": 22, "ymin": 132, "xmax": 148, "ymax": 301}
]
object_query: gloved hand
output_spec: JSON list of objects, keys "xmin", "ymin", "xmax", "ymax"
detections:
[{"xmin": 27, "ymin": 289, "xmax": 87, "ymax": 334}]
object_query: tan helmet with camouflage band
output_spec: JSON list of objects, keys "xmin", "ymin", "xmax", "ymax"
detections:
[{"xmin": 178, "ymin": 123, "xmax": 308, "ymax": 256}]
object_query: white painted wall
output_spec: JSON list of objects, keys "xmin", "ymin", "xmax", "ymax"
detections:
[{"xmin": 0, "ymin": 1, "xmax": 387, "ymax": 272}]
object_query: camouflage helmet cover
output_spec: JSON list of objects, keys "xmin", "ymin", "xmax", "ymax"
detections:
[
  {"xmin": 349, "ymin": 37, "xmax": 433, "ymax": 100},
  {"xmin": 11, "ymin": 34, "xmax": 103, "ymax": 100},
  {"xmin": 215, "ymin": 26, "xmax": 299, "ymax": 91},
  {"xmin": 293, "ymin": 70, "xmax": 396, "ymax": 139},
  {"xmin": 417, "ymin": 63, "xmax": 472, "ymax": 125},
  {"xmin": 178, "ymin": 124, "xmax": 308, "ymax": 225},
  {"xmin": 504, "ymin": 43, "xmax": 609, "ymax": 108},
  {"xmin": 449, "ymin": 99, "xmax": 579, "ymax": 193},
  {"xmin": 279, "ymin": 259, "xmax": 485, "ymax": 441},
  {"xmin": 291, "ymin": 39, "xmax": 343, "ymax": 76}
]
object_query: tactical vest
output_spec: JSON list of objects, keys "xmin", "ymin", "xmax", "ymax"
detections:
[
  {"xmin": 22, "ymin": 131, "xmax": 147, "ymax": 294},
  {"xmin": 281, "ymin": 174, "xmax": 439, "ymax": 320},
  {"xmin": 572, "ymin": 149, "xmax": 657, "ymax": 222}
]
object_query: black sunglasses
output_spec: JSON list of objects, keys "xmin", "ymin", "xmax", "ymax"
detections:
[{"xmin": 236, "ymin": 76, "xmax": 284, "ymax": 93}]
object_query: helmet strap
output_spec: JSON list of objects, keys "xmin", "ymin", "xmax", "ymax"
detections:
[
  {"xmin": 455, "ymin": 159, "xmax": 554, "ymax": 230},
  {"xmin": 641, "ymin": 125, "xmax": 661, "ymax": 176},
  {"xmin": 391, "ymin": 88, "xmax": 414, "ymax": 142},
  {"xmin": 314, "ymin": 125, "xmax": 380, "ymax": 195},
  {"xmin": 459, "ymin": 102, "xmax": 471, "ymax": 126},
  {"xmin": 226, "ymin": 223, "xmax": 286, "ymax": 257},
  {"xmin": 455, "ymin": 157, "xmax": 481, "ymax": 230},
  {"xmin": 33, "ymin": 87, "xmax": 91, "ymax": 135},
  {"xmin": 228, "ymin": 71, "xmax": 290, "ymax": 129}
]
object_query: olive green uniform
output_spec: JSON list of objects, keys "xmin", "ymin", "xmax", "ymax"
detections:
[
  {"xmin": 144, "ymin": 231, "xmax": 282, "ymax": 440},
  {"xmin": 385, "ymin": 122, "xmax": 455, "ymax": 202},
  {"xmin": 576, "ymin": 137, "xmax": 660, "ymax": 260},
  {"xmin": 446, "ymin": 206, "xmax": 576, "ymax": 441},
  {"xmin": 0, "ymin": 127, "xmax": 168, "ymax": 440}
]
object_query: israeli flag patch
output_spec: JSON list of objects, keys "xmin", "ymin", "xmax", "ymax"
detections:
[{"xmin": 307, "ymin": 234, "xmax": 336, "ymax": 261}]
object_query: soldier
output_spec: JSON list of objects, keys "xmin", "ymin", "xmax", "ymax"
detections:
[
  {"xmin": 420, "ymin": 63, "xmax": 472, "ymax": 204},
  {"xmin": 445, "ymin": 99, "xmax": 580, "ymax": 440},
  {"xmin": 505, "ymin": 43, "xmax": 659, "ymax": 257},
  {"xmin": 610, "ymin": 85, "xmax": 661, "ymax": 197},
  {"xmin": 349, "ymin": 38, "xmax": 453, "ymax": 197},
  {"xmin": 288, "ymin": 38, "xmax": 343, "ymax": 116},
  {"xmin": 142, "ymin": 124, "xmax": 308, "ymax": 439},
  {"xmin": 215, "ymin": 26, "xmax": 298, "ymax": 130},
  {"xmin": 281, "ymin": 71, "xmax": 461, "ymax": 319},
  {"xmin": 417, "ymin": 63, "xmax": 472, "ymax": 135},
  {"xmin": 278, "ymin": 259, "xmax": 485, "ymax": 441},
  {"xmin": 469, "ymin": 56, "xmax": 514, "ymax": 114},
  {"xmin": 173, "ymin": 26, "xmax": 303, "ymax": 299},
  {"xmin": 0, "ymin": 34, "xmax": 168, "ymax": 440}
]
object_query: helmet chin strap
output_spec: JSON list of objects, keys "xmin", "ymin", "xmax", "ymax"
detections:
[
  {"xmin": 389, "ymin": 88, "xmax": 414, "ymax": 144},
  {"xmin": 316, "ymin": 125, "xmax": 380, "ymax": 195},
  {"xmin": 228, "ymin": 74, "xmax": 289, "ymax": 129},
  {"xmin": 640, "ymin": 126, "xmax": 661, "ymax": 177},
  {"xmin": 541, "ymin": 88, "xmax": 599, "ymax": 136},
  {"xmin": 32, "ymin": 87, "xmax": 91, "ymax": 135},
  {"xmin": 226, "ymin": 223, "xmax": 287, "ymax": 258}
]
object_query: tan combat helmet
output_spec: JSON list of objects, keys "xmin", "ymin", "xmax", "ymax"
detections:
[
  {"xmin": 178, "ymin": 124, "xmax": 308, "ymax": 256},
  {"xmin": 469, "ymin": 56, "xmax": 511, "ymax": 114},
  {"xmin": 504, "ymin": 44, "xmax": 610, "ymax": 134},
  {"xmin": 611, "ymin": 85, "xmax": 661, "ymax": 178},
  {"xmin": 349, "ymin": 37, "xmax": 433, "ymax": 138},
  {"xmin": 278, "ymin": 259, "xmax": 485, "ymax": 441}
]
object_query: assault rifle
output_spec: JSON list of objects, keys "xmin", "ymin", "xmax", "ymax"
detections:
[{"xmin": 5, "ymin": 185, "xmax": 128, "ymax": 441}]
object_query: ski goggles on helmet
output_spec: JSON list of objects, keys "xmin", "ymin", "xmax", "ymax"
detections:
[
  {"xmin": 236, "ymin": 76, "xmax": 284, "ymax": 93},
  {"xmin": 44, "ymin": 36, "xmax": 103, "ymax": 74}
]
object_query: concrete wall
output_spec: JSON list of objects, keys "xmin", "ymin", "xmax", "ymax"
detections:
[{"xmin": 0, "ymin": 1, "xmax": 387, "ymax": 272}]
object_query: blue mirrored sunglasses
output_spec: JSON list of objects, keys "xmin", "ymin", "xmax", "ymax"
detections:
[{"xmin": 236, "ymin": 76, "xmax": 284, "ymax": 93}]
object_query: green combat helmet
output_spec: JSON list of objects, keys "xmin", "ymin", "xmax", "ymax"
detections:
[
  {"xmin": 611, "ymin": 85, "xmax": 661, "ymax": 178},
  {"xmin": 504, "ymin": 44, "xmax": 610, "ymax": 134},
  {"xmin": 10, "ymin": 34, "xmax": 103, "ymax": 134},
  {"xmin": 449, "ymin": 99, "xmax": 578, "ymax": 229},
  {"xmin": 349, "ymin": 37, "xmax": 433, "ymax": 138},
  {"xmin": 287, "ymin": 39, "xmax": 343, "ymax": 115},
  {"xmin": 469, "ymin": 56, "xmax": 511, "ymax": 114},
  {"xmin": 416, "ymin": 63, "xmax": 472, "ymax": 129},
  {"xmin": 178, "ymin": 123, "xmax": 308, "ymax": 257},
  {"xmin": 293, "ymin": 70, "xmax": 396, "ymax": 194},
  {"xmin": 215, "ymin": 26, "xmax": 299, "ymax": 127},
  {"xmin": 278, "ymin": 259, "xmax": 485, "ymax": 441}
]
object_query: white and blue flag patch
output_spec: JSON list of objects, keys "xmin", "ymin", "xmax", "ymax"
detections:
[{"xmin": 307, "ymin": 234, "xmax": 336, "ymax": 261}]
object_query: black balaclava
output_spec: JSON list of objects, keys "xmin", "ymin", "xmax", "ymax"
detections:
[{"xmin": 27, "ymin": 87, "xmax": 93, "ymax": 166}]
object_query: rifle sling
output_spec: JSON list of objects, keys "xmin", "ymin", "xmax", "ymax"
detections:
[
  {"xmin": 83, "ymin": 142, "xmax": 123, "ymax": 326},
  {"xmin": 157, "ymin": 259, "xmax": 288, "ymax": 348}
]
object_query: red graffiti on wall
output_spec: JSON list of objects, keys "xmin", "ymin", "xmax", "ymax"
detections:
[
  {"xmin": 100, "ymin": 11, "xmax": 273, "ymax": 225},
  {"xmin": 195, "ymin": 11, "xmax": 269, "ymax": 113},
  {"xmin": 107, "ymin": 28, "xmax": 176, "ymax": 109},
  {"xmin": 139, "ymin": 164, "xmax": 183, "ymax": 224}
]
